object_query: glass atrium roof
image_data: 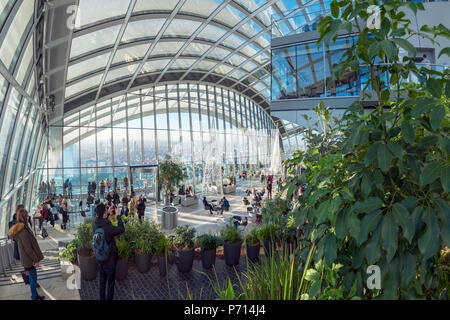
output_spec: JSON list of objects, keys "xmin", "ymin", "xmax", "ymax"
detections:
[{"xmin": 58, "ymin": 0, "xmax": 332, "ymax": 115}]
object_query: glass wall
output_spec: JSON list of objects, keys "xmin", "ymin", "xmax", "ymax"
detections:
[
  {"xmin": 40, "ymin": 84, "xmax": 276, "ymax": 203},
  {"xmin": 0, "ymin": 1, "xmax": 45, "ymax": 237},
  {"xmin": 272, "ymin": 36, "xmax": 359, "ymax": 100}
]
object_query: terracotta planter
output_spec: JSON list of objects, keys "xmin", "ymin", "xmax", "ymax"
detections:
[
  {"xmin": 77, "ymin": 252, "xmax": 97, "ymax": 281},
  {"xmin": 201, "ymin": 249, "xmax": 216, "ymax": 269},
  {"xmin": 158, "ymin": 255, "xmax": 167, "ymax": 277},
  {"xmin": 246, "ymin": 242, "xmax": 260, "ymax": 263},
  {"xmin": 224, "ymin": 241, "xmax": 242, "ymax": 266},
  {"xmin": 177, "ymin": 247, "xmax": 194, "ymax": 273},
  {"xmin": 135, "ymin": 250, "xmax": 152, "ymax": 273},
  {"xmin": 116, "ymin": 257, "xmax": 128, "ymax": 280}
]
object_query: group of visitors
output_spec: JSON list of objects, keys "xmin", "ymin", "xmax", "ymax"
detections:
[
  {"xmin": 169, "ymin": 185, "xmax": 196, "ymax": 204},
  {"xmin": 39, "ymin": 179, "xmax": 73, "ymax": 202},
  {"xmin": 36, "ymin": 194, "xmax": 70, "ymax": 231}
]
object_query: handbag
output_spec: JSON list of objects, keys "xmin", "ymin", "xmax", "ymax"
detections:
[{"xmin": 21, "ymin": 270, "xmax": 29, "ymax": 285}]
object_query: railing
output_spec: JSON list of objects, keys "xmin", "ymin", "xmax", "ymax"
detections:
[{"xmin": 272, "ymin": 11, "xmax": 326, "ymax": 39}]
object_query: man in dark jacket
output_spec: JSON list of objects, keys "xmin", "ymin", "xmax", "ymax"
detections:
[{"xmin": 93, "ymin": 203, "xmax": 124, "ymax": 300}]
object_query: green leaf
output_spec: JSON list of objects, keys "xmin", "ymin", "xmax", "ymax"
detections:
[
  {"xmin": 411, "ymin": 98, "xmax": 433, "ymax": 118},
  {"xmin": 314, "ymin": 200, "xmax": 331, "ymax": 225},
  {"xmin": 364, "ymin": 142, "xmax": 380, "ymax": 166},
  {"xmin": 446, "ymin": 79, "xmax": 450, "ymax": 98},
  {"xmin": 373, "ymin": 169, "xmax": 384, "ymax": 191},
  {"xmin": 420, "ymin": 161, "xmax": 441, "ymax": 186},
  {"xmin": 418, "ymin": 208, "xmax": 440, "ymax": 260},
  {"xmin": 347, "ymin": 211, "xmax": 360, "ymax": 240},
  {"xmin": 400, "ymin": 253, "xmax": 416, "ymax": 289},
  {"xmin": 330, "ymin": 0, "xmax": 339, "ymax": 18},
  {"xmin": 429, "ymin": 103, "xmax": 445, "ymax": 130},
  {"xmin": 401, "ymin": 121, "xmax": 415, "ymax": 144},
  {"xmin": 378, "ymin": 143, "xmax": 393, "ymax": 173},
  {"xmin": 352, "ymin": 197, "xmax": 383, "ymax": 214},
  {"xmin": 341, "ymin": 187, "xmax": 355, "ymax": 202},
  {"xmin": 368, "ymin": 42, "xmax": 381, "ymax": 60},
  {"xmin": 434, "ymin": 199, "xmax": 450, "ymax": 247},
  {"xmin": 305, "ymin": 269, "xmax": 320, "ymax": 282},
  {"xmin": 392, "ymin": 38, "xmax": 417, "ymax": 56},
  {"xmin": 381, "ymin": 40, "xmax": 397, "ymax": 61},
  {"xmin": 438, "ymin": 46, "xmax": 450, "ymax": 58},
  {"xmin": 335, "ymin": 209, "xmax": 348, "ymax": 240},
  {"xmin": 426, "ymin": 78, "xmax": 442, "ymax": 98},
  {"xmin": 440, "ymin": 164, "xmax": 450, "ymax": 193},
  {"xmin": 358, "ymin": 209, "xmax": 383, "ymax": 245},
  {"xmin": 387, "ymin": 141, "xmax": 403, "ymax": 160},
  {"xmin": 324, "ymin": 234, "xmax": 337, "ymax": 267},
  {"xmin": 381, "ymin": 211, "xmax": 398, "ymax": 263},
  {"xmin": 361, "ymin": 171, "xmax": 373, "ymax": 198},
  {"xmin": 364, "ymin": 222, "xmax": 382, "ymax": 265},
  {"xmin": 392, "ymin": 203, "xmax": 415, "ymax": 243},
  {"xmin": 418, "ymin": 135, "xmax": 439, "ymax": 149}
]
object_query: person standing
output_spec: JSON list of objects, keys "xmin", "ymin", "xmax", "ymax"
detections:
[
  {"xmin": 112, "ymin": 190, "xmax": 120, "ymax": 206},
  {"xmin": 113, "ymin": 177, "xmax": 118, "ymax": 192},
  {"xmin": 99, "ymin": 180, "xmax": 106, "ymax": 199},
  {"xmin": 128, "ymin": 197, "xmax": 136, "ymax": 217},
  {"xmin": 8, "ymin": 208, "xmax": 45, "ymax": 300},
  {"xmin": 267, "ymin": 180, "xmax": 273, "ymax": 199},
  {"xmin": 60, "ymin": 199, "xmax": 69, "ymax": 230},
  {"xmin": 88, "ymin": 181, "xmax": 92, "ymax": 197},
  {"xmin": 123, "ymin": 176, "xmax": 129, "ymax": 192},
  {"xmin": 93, "ymin": 204, "xmax": 124, "ymax": 300},
  {"xmin": 105, "ymin": 178, "xmax": 110, "ymax": 193},
  {"xmin": 50, "ymin": 179, "xmax": 56, "ymax": 199},
  {"xmin": 92, "ymin": 180, "xmax": 97, "ymax": 198},
  {"xmin": 67, "ymin": 179, "xmax": 73, "ymax": 199},
  {"xmin": 137, "ymin": 195, "xmax": 146, "ymax": 223}
]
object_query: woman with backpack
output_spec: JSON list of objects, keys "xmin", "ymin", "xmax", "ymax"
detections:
[
  {"xmin": 136, "ymin": 196, "xmax": 146, "ymax": 223},
  {"xmin": 8, "ymin": 208, "xmax": 45, "ymax": 300}
]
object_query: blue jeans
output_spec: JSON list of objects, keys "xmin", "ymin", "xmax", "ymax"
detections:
[
  {"xmin": 98, "ymin": 263, "xmax": 116, "ymax": 300},
  {"xmin": 28, "ymin": 267, "xmax": 38, "ymax": 300}
]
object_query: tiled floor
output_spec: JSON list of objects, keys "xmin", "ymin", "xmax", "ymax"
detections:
[{"xmin": 0, "ymin": 180, "xmax": 270, "ymax": 300}]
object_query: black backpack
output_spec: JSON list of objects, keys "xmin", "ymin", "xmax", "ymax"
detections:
[{"xmin": 41, "ymin": 228, "xmax": 48, "ymax": 238}]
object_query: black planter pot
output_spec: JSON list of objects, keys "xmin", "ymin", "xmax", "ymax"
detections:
[
  {"xmin": 77, "ymin": 252, "xmax": 97, "ymax": 281},
  {"xmin": 246, "ymin": 242, "xmax": 260, "ymax": 263},
  {"xmin": 263, "ymin": 238, "xmax": 274, "ymax": 258},
  {"xmin": 224, "ymin": 241, "xmax": 242, "ymax": 266},
  {"xmin": 116, "ymin": 257, "xmax": 128, "ymax": 280},
  {"xmin": 135, "ymin": 250, "xmax": 152, "ymax": 273},
  {"xmin": 158, "ymin": 255, "xmax": 167, "ymax": 277},
  {"xmin": 177, "ymin": 247, "xmax": 194, "ymax": 273},
  {"xmin": 282, "ymin": 241, "xmax": 296, "ymax": 257},
  {"xmin": 201, "ymin": 249, "xmax": 216, "ymax": 269}
]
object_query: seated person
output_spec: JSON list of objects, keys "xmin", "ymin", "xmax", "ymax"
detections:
[
  {"xmin": 254, "ymin": 205, "xmax": 262, "ymax": 224},
  {"xmin": 178, "ymin": 186, "xmax": 185, "ymax": 196},
  {"xmin": 243, "ymin": 197, "xmax": 250, "ymax": 205},
  {"xmin": 245, "ymin": 189, "xmax": 252, "ymax": 197},
  {"xmin": 259, "ymin": 189, "xmax": 265, "ymax": 197},
  {"xmin": 241, "ymin": 217, "xmax": 248, "ymax": 226},
  {"xmin": 233, "ymin": 215, "xmax": 242, "ymax": 227},
  {"xmin": 186, "ymin": 186, "xmax": 195, "ymax": 198},
  {"xmin": 220, "ymin": 197, "xmax": 230, "ymax": 212},
  {"xmin": 203, "ymin": 197, "xmax": 214, "ymax": 215}
]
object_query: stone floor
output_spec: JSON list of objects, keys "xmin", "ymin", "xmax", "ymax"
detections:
[{"xmin": 0, "ymin": 180, "xmax": 271, "ymax": 300}]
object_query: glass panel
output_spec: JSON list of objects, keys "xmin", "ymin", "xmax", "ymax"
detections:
[
  {"xmin": 215, "ymin": 4, "xmax": 246, "ymax": 27},
  {"xmin": 112, "ymin": 43, "xmax": 148, "ymax": 64},
  {"xmin": 0, "ymin": 0, "xmax": 34, "ymax": 70},
  {"xmin": 96, "ymin": 127, "xmax": 112, "ymax": 167},
  {"xmin": 70, "ymin": 25, "xmax": 121, "ymax": 58},
  {"xmin": 65, "ymin": 73, "xmax": 103, "ymax": 99},
  {"xmin": 169, "ymin": 58, "xmax": 195, "ymax": 70},
  {"xmin": 15, "ymin": 35, "xmax": 34, "ymax": 86},
  {"xmin": 297, "ymin": 42, "xmax": 325, "ymax": 98},
  {"xmin": 141, "ymin": 59, "xmax": 170, "ymax": 73},
  {"xmin": 272, "ymin": 46, "xmax": 297, "ymax": 100},
  {"xmin": 180, "ymin": 0, "xmax": 221, "ymax": 17},
  {"xmin": 143, "ymin": 129, "xmax": 156, "ymax": 164},
  {"xmin": 67, "ymin": 52, "xmax": 110, "ymax": 81},
  {"xmin": 129, "ymin": 128, "xmax": 142, "ymax": 165},
  {"xmin": 77, "ymin": 0, "xmax": 130, "ymax": 27},
  {"xmin": 80, "ymin": 126, "xmax": 96, "ymax": 167},
  {"xmin": 183, "ymin": 42, "xmax": 211, "ymax": 56},
  {"xmin": 105, "ymin": 63, "xmax": 138, "ymax": 83},
  {"xmin": 121, "ymin": 19, "xmax": 166, "ymax": 43},
  {"xmin": 134, "ymin": 0, "xmax": 179, "ymax": 12},
  {"xmin": 151, "ymin": 41, "xmax": 184, "ymax": 56},
  {"xmin": 113, "ymin": 128, "xmax": 128, "ymax": 166},
  {"xmin": 197, "ymin": 25, "xmax": 226, "ymax": 42}
]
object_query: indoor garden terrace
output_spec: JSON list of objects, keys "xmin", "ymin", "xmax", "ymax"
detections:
[{"xmin": 0, "ymin": 0, "xmax": 448, "ymax": 307}]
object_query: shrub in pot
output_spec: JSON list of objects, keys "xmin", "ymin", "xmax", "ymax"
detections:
[
  {"xmin": 76, "ymin": 221, "xmax": 97, "ymax": 281},
  {"xmin": 155, "ymin": 232, "xmax": 169, "ymax": 277},
  {"xmin": 220, "ymin": 223, "xmax": 242, "ymax": 267},
  {"xmin": 174, "ymin": 225, "xmax": 196, "ymax": 273},
  {"xmin": 259, "ymin": 224, "xmax": 277, "ymax": 259},
  {"xmin": 197, "ymin": 233, "xmax": 220, "ymax": 269},
  {"xmin": 135, "ymin": 236, "xmax": 153, "ymax": 273},
  {"xmin": 245, "ymin": 227, "xmax": 261, "ymax": 263},
  {"xmin": 279, "ymin": 215, "xmax": 297, "ymax": 257},
  {"xmin": 116, "ymin": 237, "xmax": 130, "ymax": 280}
]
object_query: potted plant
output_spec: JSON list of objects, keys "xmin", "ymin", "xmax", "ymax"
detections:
[
  {"xmin": 155, "ymin": 232, "xmax": 169, "ymax": 277},
  {"xmin": 198, "ymin": 234, "xmax": 220, "ymax": 269},
  {"xmin": 116, "ymin": 236, "xmax": 130, "ymax": 280},
  {"xmin": 157, "ymin": 156, "xmax": 187, "ymax": 229},
  {"xmin": 259, "ymin": 224, "xmax": 277, "ymax": 258},
  {"xmin": 76, "ymin": 221, "xmax": 97, "ymax": 281},
  {"xmin": 174, "ymin": 225, "xmax": 196, "ymax": 273},
  {"xmin": 279, "ymin": 216, "xmax": 297, "ymax": 257},
  {"xmin": 245, "ymin": 227, "xmax": 261, "ymax": 263},
  {"xmin": 135, "ymin": 235, "xmax": 153, "ymax": 273},
  {"xmin": 220, "ymin": 223, "xmax": 242, "ymax": 267}
]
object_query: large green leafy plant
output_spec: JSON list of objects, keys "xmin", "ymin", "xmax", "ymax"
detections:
[{"xmin": 284, "ymin": 0, "xmax": 449, "ymax": 299}]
